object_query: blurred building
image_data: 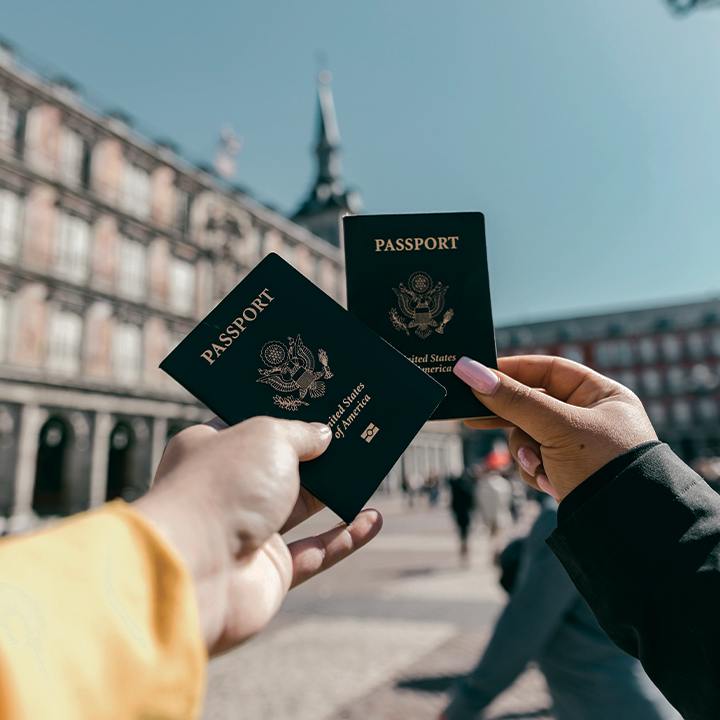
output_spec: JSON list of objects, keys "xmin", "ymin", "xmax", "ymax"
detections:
[
  {"xmin": 0, "ymin": 43, "xmax": 347, "ymax": 531},
  {"xmin": 496, "ymin": 298, "xmax": 720, "ymax": 464},
  {"xmin": 0, "ymin": 40, "xmax": 463, "ymax": 529}
]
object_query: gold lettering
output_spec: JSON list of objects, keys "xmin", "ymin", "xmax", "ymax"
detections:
[
  {"xmin": 404, "ymin": 238, "xmax": 413, "ymax": 251},
  {"xmin": 425, "ymin": 236, "xmax": 437, "ymax": 250},
  {"xmin": 438, "ymin": 237, "xmax": 448, "ymax": 249},
  {"xmin": 375, "ymin": 238, "xmax": 385, "ymax": 252},
  {"xmin": 385, "ymin": 238, "xmax": 396, "ymax": 251},
  {"xmin": 449, "ymin": 236, "xmax": 458, "ymax": 249},
  {"xmin": 414, "ymin": 237, "xmax": 424, "ymax": 251},
  {"xmin": 203, "ymin": 288, "xmax": 276, "ymax": 368}
]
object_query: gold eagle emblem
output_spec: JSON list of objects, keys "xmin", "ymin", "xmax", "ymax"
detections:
[
  {"xmin": 256, "ymin": 335, "xmax": 333, "ymax": 411},
  {"xmin": 390, "ymin": 271, "xmax": 454, "ymax": 339}
]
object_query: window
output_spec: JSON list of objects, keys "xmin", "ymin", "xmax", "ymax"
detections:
[
  {"xmin": 618, "ymin": 371, "xmax": 638, "ymax": 394},
  {"xmin": 710, "ymin": 330, "xmax": 720, "ymax": 358},
  {"xmin": 239, "ymin": 227, "xmax": 260, "ymax": 267},
  {"xmin": 687, "ymin": 332, "xmax": 706, "ymax": 361},
  {"xmin": 0, "ymin": 295, "xmax": 9, "ymax": 362},
  {"xmin": 671, "ymin": 399, "xmax": 692, "ymax": 426},
  {"xmin": 279, "ymin": 240, "xmax": 296, "ymax": 266},
  {"xmin": 688, "ymin": 364, "xmax": 718, "ymax": 393},
  {"xmin": 594, "ymin": 342, "xmax": 617, "ymax": 368},
  {"xmin": 58, "ymin": 128, "xmax": 85, "ymax": 187},
  {"xmin": 117, "ymin": 238, "xmax": 146, "ymax": 300},
  {"xmin": 647, "ymin": 401, "xmax": 667, "ymax": 427},
  {"xmin": 54, "ymin": 212, "xmax": 90, "ymax": 283},
  {"xmin": 0, "ymin": 90, "xmax": 22, "ymax": 157},
  {"xmin": 0, "ymin": 189, "xmax": 21, "ymax": 262},
  {"xmin": 666, "ymin": 366, "xmax": 686, "ymax": 394},
  {"xmin": 122, "ymin": 163, "xmax": 151, "ymax": 218},
  {"xmin": 46, "ymin": 309, "xmax": 82, "ymax": 375},
  {"xmin": 616, "ymin": 341, "xmax": 633, "ymax": 367},
  {"xmin": 661, "ymin": 334, "xmax": 682, "ymax": 363},
  {"xmin": 698, "ymin": 397, "xmax": 718, "ymax": 422},
  {"xmin": 560, "ymin": 344, "xmax": 584, "ymax": 364},
  {"xmin": 642, "ymin": 368, "xmax": 663, "ymax": 396},
  {"xmin": 113, "ymin": 323, "xmax": 142, "ymax": 384},
  {"xmin": 637, "ymin": 337, "xmax": 657, "ymax": 364},
  {"xmin": 169, "ymin": 258, "xmax": 195, "ymax": 315},
  {"xmin": 173, "ymin": 187, "xmax": 190, "ymax": 233}
]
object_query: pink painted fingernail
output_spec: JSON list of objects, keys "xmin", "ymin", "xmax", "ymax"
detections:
[
  {"xmin": 518, "ymin": 446, "xmax": 541, "ymax": 476},
  {"xmin": 453, "ymin": 357, "xmax": 500, "ymax": 395},
  {"xmin": 536, "ymin": 473, "xmax": 560, "ymax": 502}
]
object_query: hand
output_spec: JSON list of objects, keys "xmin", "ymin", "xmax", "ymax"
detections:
[
  {"xmin": 134, "ymin": 416, "xmax": 383, "ymax": 655},
  {"xmin": 453, "ymin": 355, "xmax": 657, "ymax": 501}
]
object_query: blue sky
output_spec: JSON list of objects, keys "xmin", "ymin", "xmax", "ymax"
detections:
[{"xmin": 2, "ymin": 0, "xmax": 720, "ymax": 325}]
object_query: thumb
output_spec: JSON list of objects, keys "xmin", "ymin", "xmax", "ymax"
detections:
[
  {"xmin": 282, "ymin": 420, "xmax": 333, "ymax": 462},
  {"xmin": 453, "ymin": 356, "xmax": 571, "ymax": 444}
]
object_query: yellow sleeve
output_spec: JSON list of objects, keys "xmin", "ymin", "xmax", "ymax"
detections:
[{"xmin": 0, "ymin": 500, "xmax": 206, "ymax": 720}]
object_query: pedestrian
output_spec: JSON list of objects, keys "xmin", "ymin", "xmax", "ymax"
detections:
[
  {"xmin": 448, "ymin": 468, "xmax": 476, "ymax": 561},
  {"xmin": 425, "ymin": 473, "xmax": 441, "ymax": 506},
  {"xmin": 438, "ymin": 493, "xmax": 678, "ymax": 720}
]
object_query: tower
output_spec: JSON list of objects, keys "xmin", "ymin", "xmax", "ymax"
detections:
[{"xmin": 292, "ymin": 71, "xmax": 361, "ymax": 247}]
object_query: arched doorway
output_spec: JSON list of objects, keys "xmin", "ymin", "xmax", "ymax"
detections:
[
  {"xmin": 33, "ymin": 417, "xmax": 69, "ymax": 516},
  {"xmin": 106, "ymin": 422, "xmax": 136, "ymax": 501}
]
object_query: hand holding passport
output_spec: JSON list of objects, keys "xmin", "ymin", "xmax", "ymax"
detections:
[{"xmin": 161, "ymin": 211, "xmax": 497, "ymax": 523}]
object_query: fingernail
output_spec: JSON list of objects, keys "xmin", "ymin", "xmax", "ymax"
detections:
[
  {"xmin": 310, "ymin": 422, "xmax": 332, "ymax": 438},
  {"xmin": 453, "ymin": 357, "xmax": 500, "ymax": 395},
  {"xmin": 204, "ymin": 416, "xmax": 229, "ymax": 431},
  {"xmin": 536, "ymin": 473, "xmax": 560, "ymax": 502},
  {"xmin": 517, "ymin": 446, "xmax": 541, "ymax": 476}
]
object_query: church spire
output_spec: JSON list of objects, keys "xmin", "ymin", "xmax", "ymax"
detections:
[
  {"xmin": 292, "ymin": 70, "xmax": 361, "ymax": 248},
  {"xmin": 314, "ymin": 69, "xmax": 343, "ymax": 192}
]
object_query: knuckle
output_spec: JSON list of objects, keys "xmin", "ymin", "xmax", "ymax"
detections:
[{"xmin": 500, "ymin": 382, "xmax": 532, "ymax": 417}]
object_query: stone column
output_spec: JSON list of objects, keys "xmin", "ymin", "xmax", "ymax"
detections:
[
  {"xmin": 89, "ymin": 412, "xmax": 113, "ymax": 508},
  {"xmin": 150, "ymin": 416, "xmax": 168, "ymax": 485},
  {"xmin": 10, "ymin": 404, "xmax": 48, "ymax": 531}
]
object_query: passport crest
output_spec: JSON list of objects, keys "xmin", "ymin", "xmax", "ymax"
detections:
[
  {"xmin": 256, "ymin": 335, "xmax": 333, "ymax": 411},
  {"xmin": 390, "ymin": 271, "xmax": 454, "ymax": 339}
]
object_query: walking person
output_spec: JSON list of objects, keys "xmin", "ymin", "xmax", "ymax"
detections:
[
  {"xmin": 439, "ymin": 492, "xmax": 679, "ymax": 720},
  {"xmin": 448, "ymin": 468, "xmax": 476, "ymax": 562}
]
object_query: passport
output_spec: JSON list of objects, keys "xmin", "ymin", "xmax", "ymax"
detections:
[
  {"xmin": 343, "ymin": 211, "xmax": 498, "ymax": 420},
  {"xmin": 160, "ymin": 253, "xmax": 446, "ymax": 524}
]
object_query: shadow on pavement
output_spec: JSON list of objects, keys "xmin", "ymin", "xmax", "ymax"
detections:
[{"xmin": 395, "ymin": 674, "xmax": 463, "ymax": 692}]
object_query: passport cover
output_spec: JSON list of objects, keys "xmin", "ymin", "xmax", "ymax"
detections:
[
  {"xmin": 343, "ymin": 211, "xmax": 498, "ymax": 420},
  {"xmin": 160, "ymin": 253, "xmax": 446, "ymax": 524}
]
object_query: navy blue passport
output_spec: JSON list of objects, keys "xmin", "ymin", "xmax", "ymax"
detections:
[
  {"xmin": 343, "ymin": 212, "xmax": 497, "ymax": 420},
  {"xmin": 160, "ymin": 253, "xmax": 446, "ymax": 524}
]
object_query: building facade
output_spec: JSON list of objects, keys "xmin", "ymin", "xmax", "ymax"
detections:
[
  {"xmin": 0, "ymin": 41, "xmax": 465, "ymax": 529},
  {"xmin": 0, "ymin": 45, "xmax": 347, "ymax": 531},
  {"xmin": 497, "ymin": 298, "xmax": 720, "ymax": 464}
]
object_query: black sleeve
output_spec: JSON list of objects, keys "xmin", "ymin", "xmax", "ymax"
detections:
[{"xmin": 547, "ymin": 442, "xmax": 720, "ymax": 720}]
